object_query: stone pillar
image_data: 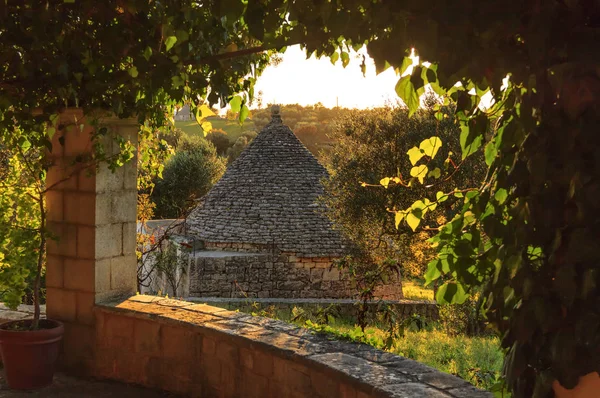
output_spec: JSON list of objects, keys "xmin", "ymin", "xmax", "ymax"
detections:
[{"xmin": 45, "ymin": 108, "xmax": 138, "ymax": 372}]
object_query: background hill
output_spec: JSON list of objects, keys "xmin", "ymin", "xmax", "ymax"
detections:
[{"xmin": 175, "ymin": 104, "xmax": 351, "ymax": 163}]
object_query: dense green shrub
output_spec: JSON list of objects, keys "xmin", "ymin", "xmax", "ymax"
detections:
[
  {"xmin": 438, "ymin": 296, "xmax": 487, "ymax": 337},
  {"xmin": 226, "ymin": 136, "xmax": 249, "ymax": 164},
  {"xmin": 322, "ymin": 102, "xmax": 486, "ymax": 277},
  {"xmin": 152, "ymin": 139, "xmax": 225, "ymax": 219},
  {"xmin": 205, "ymin": 129, "xmax": 231, "ymax": 156}
]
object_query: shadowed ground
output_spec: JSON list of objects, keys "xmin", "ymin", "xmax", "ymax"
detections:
[{"xmin": 0, "ymin": 373, "xmax": 179, "ymax": 397}]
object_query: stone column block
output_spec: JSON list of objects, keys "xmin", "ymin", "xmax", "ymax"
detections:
[
  {"xmin": 45, "ymin": 287, "xmax": 77, "ymax": 322},
  {"xmin": 45, "ymin": 109, "xmax": 139, "ymax": 375},
  {"xmin": 63, "ymin": 258, "xmax": 95, "ymax": 292}
]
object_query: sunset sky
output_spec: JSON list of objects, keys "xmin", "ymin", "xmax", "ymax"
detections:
[{"xmin": 251, "ymin": 45, "xmax": 400, "ymax": 109}]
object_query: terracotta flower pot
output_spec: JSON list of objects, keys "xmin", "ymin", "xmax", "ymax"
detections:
[{"xmin": 0, "ymin": 319, "xmax": 64, "ymax": 390}]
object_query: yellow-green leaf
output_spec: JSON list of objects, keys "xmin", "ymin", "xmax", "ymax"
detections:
[
  {"xmin": 436, "ymin": 191, "xmax": 448, "ymax": 202},
  {"xmin": 407, "ymin": 146, "xmax": 424, "ymax": 166},
  {"xmin": 410, "ymin": 165, "xmax": 428, "ymax": 184},
  {"xmin": 406, "ymin": 211, "xmax": 421, "ymax": 231},
  {"xmin": 495, "ymin": 188, "xmax": 508, "ymax": 204},
  {"xmin": 128, "ymin": 66, "xmax": 139, "ymax": 78},
  {"xmin": 199, "ymin": 104, "xmax": 215, "ymax": 118},
  {"xmin": 165, "ymin": 36, "xmax": 177, "ymax": 51},
  {"xmin": 427, "ymin": 167, "xmax": 441, "ymax": 179},
  {"xmin": 230, "ymin": 96, "xmax": 242, "ymax": 113},
  {"xmin": 395, "ymin": 75, "xmax": 420, "ymax": 116},
  {"xmin": 201, "ymin": 121, "xmax": 213, "ymax": 135},
  {"xmin": 380, "ymin": 177, "xmax": 391, "ymax": 188},
  {"xmin": 143, "ymin": 46, "xmax": 153, "ymax": 61},
  {"xmin": 330, "ymin": 52, "xmax": 339, "ymax": 65},
  {"xmin": 341, "ymin": 51, "xmax": 350, "ymax": 67},
  {"xmin": 394, "ymin": 211, "xmax": 405, "ymax": 228},
  {"xmin": 239, "ymin": 104, "xmax": 249, "ymax": 124},
  {"xmin": 419, "ymin": 136, "xmax": 442, "ymax": 159},
  {"xmin": 411, "ymin": 200, "xmax": 426, "ymax": 211}
]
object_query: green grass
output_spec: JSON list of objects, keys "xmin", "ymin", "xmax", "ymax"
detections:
[
  {"xmin": 175, "ymin": 116, "xmax": 256, "ymax": 142},
  {"xmin": 402, "ymin": 278, "xmax": 434, "ymax": 301},
  {"xmin": 240, "ymin": 305, "xmax": 503, "ymax": 392}
]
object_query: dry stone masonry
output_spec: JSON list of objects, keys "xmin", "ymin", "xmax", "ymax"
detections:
[{"xmin": 184, "ymin": 108, "xmax": 403, "ymax": 300}]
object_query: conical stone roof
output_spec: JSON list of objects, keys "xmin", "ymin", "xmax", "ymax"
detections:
[{"xmin": 187, "ymin": 107, "xmax": 346, "ymax": 257}]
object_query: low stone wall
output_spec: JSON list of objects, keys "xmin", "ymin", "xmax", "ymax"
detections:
[
  {"xmin": 204, "ymin": 241, "xmax": 271, "ymax": 253},
  {"xmin": 188, "ymin": 245, "xmax": 403, "ymax": 300},
  {"xmin": 94, "ymin": 295, "xmax": 489, "ymax": 397},
  {"xmin": 187, "ymin": 297, "xmax": 439, "ymax": 322}
]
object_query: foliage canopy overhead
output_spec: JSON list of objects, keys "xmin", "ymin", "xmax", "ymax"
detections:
[{"xmin": 1, "ymin": 1, "xmax": 599, "ymax": 396}]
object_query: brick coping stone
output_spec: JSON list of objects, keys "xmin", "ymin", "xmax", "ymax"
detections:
[{"xmin": 96, "ymin": 295, "xmax": 491, "ymax": 397}]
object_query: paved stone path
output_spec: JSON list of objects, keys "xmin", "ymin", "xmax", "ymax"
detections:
[{"xmin": 0, "ymin": 374, "xmax": 179, "ymax": 397}]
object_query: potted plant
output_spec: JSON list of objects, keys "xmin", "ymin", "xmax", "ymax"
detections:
[{"xmin": 0, "ymin": 131, "xmax": 64, "ymax": 390}]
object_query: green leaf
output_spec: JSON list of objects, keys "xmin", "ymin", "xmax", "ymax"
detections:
[
  {"xmin": 230, "ymin": 96, "xmax": 242, "ymax": 113},
  {"xmin": 143, "ymin": 46, "xmax": 153, "ymax": 61},
  {"xmin": 436, "ymin": 191, "xmax": 448, "ymax": 202},
  {"xmin": 341, "ymin": 51, "xmax": 350, "ymax": 68},
  {"xmin": 407, "ymin": 146, "xmax": 424, "ymax": 166},
  {"xmin": 239, "ymin": 104, "xmax": 249, "ymax": 124},
  {"xmin": 128, "ymin": 66, "xmax": 139, "ymax": 78},
  {"xmin": 484, "ymin": 140, "xmax": 497, "ymax": 166},
  {"xmin": 411, "ymin": 200, "xmax": 426, "ymax": 211},
  {"xmin": 171, "ymin": 75, "xmax": 184, "ymax": 88},
  {"xmin": 436, "ymin": 282, "xmax": 452, "ymax": 303},
  {"xmin": 419, "ymin": 136, "xmax": 442, "ymax": 159},
  {"xmin": 423, "ymin": 198, "xmax": 437, "ymax": 211},
  {"xmin": 175, "ymin": 30, "xmax": 189, "ymax": 43},
  {"xmin": 428, "ymin": 167, "xmax": 441, "ymax": 179},
  {"xmin": 437, "ymin": 282, "xmax": 469, "ymax": 304},
  {"xmin": 459, "ymin": 124, "xmax": 483, "ymax": 160},
  {"xmin": 330, "ymin": 52, "xmax": 339, "ymax": 65},
  {"xmin": 165, "ymin": 36, "xmax": 177, "ymax": 52},
  {"xmin": 380, "ymin": 177, "xmax": 390, "ymax": 188},
  {"xmin": 410, "ymin": 165, "xmax": 428, "ymax": 184},
  {"xmin": 399, "ymin": 56, "xmax": 413, "ymax": 76},
  {"xmin": 424, "ymin": 259, "xmax": 441, "ymax": 285},
  {"xmin": 494, "ymin": 188, "xmax": 508, "ymax": 204},
  {"xmin": 395, "ymin": 76, "xmax": 419, "ymax": 117},
  {"xmin": 19, "ymin": 137, "xmax": 31, "ymax": 151}
]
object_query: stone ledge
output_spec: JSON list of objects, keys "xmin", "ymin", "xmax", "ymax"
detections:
[
  {"xmin": 96, "ymin": 295, "xmax": 489, "ymax": 397},
  {"xmin": 186, "ymin": 296, "xmax": 436, "ymax": 305},
  {"xmin": 0, "ymin": 304, "xmax": 47, "ymax": 323}
]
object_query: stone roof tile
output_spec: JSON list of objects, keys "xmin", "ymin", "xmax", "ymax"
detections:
[{"xmin": 187, "ymin": 108, "xmax": 346, "ymax": 257}]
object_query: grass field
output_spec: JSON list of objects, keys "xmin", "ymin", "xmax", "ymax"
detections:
[
  {"xmin": 303, "ymin": 318, "xmax": 504, "ymax": 391},
  {"xmin": 402, "ymin": 278, "xmax": 434, "ymax": 301},
  {"xmin": 227, "ymin": 277, "xmax": 504, "ymax": 392},
  {"xmin": 175, "ymin": 116, "xmax": 256, "ymax": 142}
]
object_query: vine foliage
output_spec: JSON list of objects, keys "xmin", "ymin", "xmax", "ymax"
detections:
[{"xmin": 1, "ymin": 1, "xmax": 599, "ymax": 395}]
